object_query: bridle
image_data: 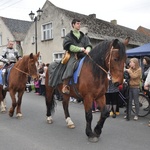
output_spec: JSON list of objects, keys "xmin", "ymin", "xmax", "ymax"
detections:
[
  {"xmin": 14, "ymin": 67, "xmax": 30, "ymax": 76},
  {"xmin": 86, "ymin": 46, "xmax": 119, "ymax": 79}
]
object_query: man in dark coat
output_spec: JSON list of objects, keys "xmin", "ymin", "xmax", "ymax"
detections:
[{"xmin": 62, "ymin": 18, "xmax": 92, "ymax": 94}]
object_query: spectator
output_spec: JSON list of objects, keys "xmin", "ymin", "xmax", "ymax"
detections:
[
  {"xmin": 144, "ymin": 69, "xmax": 150, "ymax": 127},
  {"xmin": 124, "ymin": 58, "xmax": 142, "ymax": 121},
  {"xmin": 34, "ymin": 80, "xmax": 40, "ymax": 94},
  {"xmin": 106, "ymin": 79, "xmax": 119, "ymax": 118},
  {"xmin": 39, "ymin": 66, "xmax": 47, "ymax": 96},
  {"xmin": 142, "ymin": 56, "xmax": 150, "ymax": 82},
  {"xmin": 92, "ymin": 101, "xmax": 100, "ymax": 113},
  {"xmin": 38, "ymin": 63, "xmax": 44, "ymax": 95}
]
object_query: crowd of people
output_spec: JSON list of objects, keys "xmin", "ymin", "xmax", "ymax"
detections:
[{"xmin": 26, "ymin": 62, "xmax": 49, "ymax": 97}]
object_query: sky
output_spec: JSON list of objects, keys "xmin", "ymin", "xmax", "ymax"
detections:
[{"xmin": 0, "ymin": 0, "xmax": 150, "ymax": 30}]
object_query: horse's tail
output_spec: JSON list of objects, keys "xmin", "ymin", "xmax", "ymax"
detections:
[
  {"xmin": 45, "ymin": 68, "xmax": 57, "ymax": 116},
  {"xmin": 45, "ymin": 88, "xmax": 56, "ymax": 114},
  {"xmin": 45, "ymin": 83, "xmax": 57, "ymax": 115}
]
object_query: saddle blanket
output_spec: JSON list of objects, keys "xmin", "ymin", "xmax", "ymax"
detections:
[
  {"xmin": 72, "ymin": 57, "xmax": 85, "ymax": 84},
  {"xmin": 0, "ymin": 70, "xmax": 2, "ymax": 85}
]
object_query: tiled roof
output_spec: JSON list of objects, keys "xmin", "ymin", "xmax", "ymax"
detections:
[
  {"xmin": 55, "ymin": 4, "xmax": 150, "ymax": 46},
  {"xmin": 1, "ymin": 17, "xmax": 32, "ymax": 41},
  {"xmin": 137, "ymin": 26, "xmax": 150, "ymax": 36}
]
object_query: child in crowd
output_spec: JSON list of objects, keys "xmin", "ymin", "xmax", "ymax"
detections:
[
  {"xmin": 92, "ymin": 101, "xmax": 100, "ymax": 113},
  {"xmin": 34, "ymin": 80, "xmax": 40, "ymax": 94}
]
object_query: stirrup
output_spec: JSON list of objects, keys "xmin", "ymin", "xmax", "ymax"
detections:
[{"xmin": 62, "ymin": 85, "xmax": 70, "ymax": 94}]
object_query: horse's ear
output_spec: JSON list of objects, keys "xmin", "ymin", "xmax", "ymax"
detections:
[
  {"xmin": 29, "ymin": 53, "xmax": 34, "ymax": 59},
  {"xmin": 112, "ymin": 39, "xmax": 119, "ymax": 47},
  {"xmin": 36, "ymin": 52, "xmax": 40, "ymax": 57},
  {"xmin": 123, "ymin": 37, "xmax": 130, "ymax": 46}
]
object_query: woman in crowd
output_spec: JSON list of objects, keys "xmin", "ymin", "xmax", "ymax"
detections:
[{"xmin": 124, "ymin": 58, "xmax": 142, "ymax": 121}]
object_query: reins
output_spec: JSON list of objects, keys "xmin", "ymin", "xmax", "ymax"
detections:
[
  {"xmin": 14, "ymin": 67, "xmax": 30, "ymax": 76},
  {"xmin": 86, "ymin": 46, "xmax": 119, "ymax": 78},
  {"xmin": 86, "ymin": 53, "xmax": 108, "ymax": 75}
]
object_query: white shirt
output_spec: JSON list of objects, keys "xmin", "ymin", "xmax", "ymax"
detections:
[{"xmin": 144, "ymin": 71, "xmax": 150, "ymax": 86}]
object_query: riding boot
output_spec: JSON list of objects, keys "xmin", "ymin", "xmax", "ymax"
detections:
[{"xmin": 62, "ymin": 78, "xmax": 70, "ymax": 94}]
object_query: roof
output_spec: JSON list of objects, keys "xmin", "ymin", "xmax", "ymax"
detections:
[
  {"xmin": 0, "ymin": 17, "xmax": 32, "ymax": 41},
  {"xmin": 137, "ymin": 26, "xmax": 150, "ymax": 37},
  {"xmin": 48, "ymin": 1, "xmax": 150, "ymax": 46},
  {"xmin": 126, "ymin": 42, "xmax": 150, "ymax": 57}
]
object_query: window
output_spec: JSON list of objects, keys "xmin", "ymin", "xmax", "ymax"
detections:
[
  {"xmin": 42, "ymin": 22, "xmax": 53, "ymax": 40},
  {"xmin": 32, "ymin": 35, "xmax": 35, "ymax": 44},
  {"xmin": 38, "ymin": 55, "xmax": 42, "ymax": 64},
  {"xmin": 61, "ymin": 28, "xmax": 66, "ymax": 37},
  {"xmin": 53, "ymin": 52, "xmax": 64, "ymax": 62}
]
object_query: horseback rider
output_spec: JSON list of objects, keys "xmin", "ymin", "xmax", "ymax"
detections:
[
  {"xmin": 0, "ymin": 41, "xmax": 21, "ymax": 90},
  {"xmin": 62, "ymin": 18, "xmax": 92, "ymax": 94}
]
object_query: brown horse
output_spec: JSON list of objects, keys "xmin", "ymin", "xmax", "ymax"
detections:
[
  {"xmin": 45, "ymin": 38, "xmax": 129, "ymax": 142},
  {"xmin": 0, "ymin": 52, "xmax": 40, "ymax": 118}
]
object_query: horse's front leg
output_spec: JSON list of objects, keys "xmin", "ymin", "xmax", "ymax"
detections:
[
  {"xmin": 62, "ymin": 95, "xmax": 75, "ymax": 129},
  {"xmin": 9, "ymin": 90, "xmax": 17, "ymax": 117},
  {"xmin": 84, "ymin": 98, "xmax": 98, "ymax": 142},
  {"xmin": 94, "ymin": 96, "xmax": 109, "ymax": 138},
  {"xmin": 16, "ymin": 90, "xmax": 24, "ymax": 118}
]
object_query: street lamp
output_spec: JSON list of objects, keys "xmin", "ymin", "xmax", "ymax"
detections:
[{"xmin": 29, "ymin": 8, "xmax": 43, "ymax": 54}]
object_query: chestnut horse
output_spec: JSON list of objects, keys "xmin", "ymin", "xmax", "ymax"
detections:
[
  {"xmin": 45, "ymin": 38, "xmax": 129, "ymax": 142},
  {"xmin": 0, "ymin": 52, "xmax": 40, "ymax": 118}
]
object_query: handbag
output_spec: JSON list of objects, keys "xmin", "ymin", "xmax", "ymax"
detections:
[{"xmin": 61, "ymin": 51, "xmax": 70, "ymax": 64}]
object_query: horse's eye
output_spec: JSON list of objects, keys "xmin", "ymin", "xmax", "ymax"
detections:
[{"xmin": 114, "ymin": 58, "xmax": 119, "ymax": 61}]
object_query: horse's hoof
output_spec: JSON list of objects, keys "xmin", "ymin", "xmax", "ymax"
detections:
[
  {"xmin": 47, "ymin": 116, "xmax": 53, "ymax": 124},
  {"xmin": 47, "ymin": 120, "xmax": 53, "ymax": 124},
  {"xmin": 88, "ymin": 137, "xmax": 99, "ymax": 143},
  {"xmin": 16, "ymin": 113, "xmax": 23, "ymax": 119},
  {"xmin": 9, "ymin": 112, "xmax": 13, "ymax": 117},
  {"xmin": 68, "ymin": 124, "xmax": 75, "ymax": 129},
  {"xmin": 1, "ymin": 110, "xmax": 7, "ymax": 114},
  {"xmin": 66, "ymin": 117, "xmax": 75, "ymax": 129},
  {"xmin": 1, "ymin": 108, "xmax": 7, "ymax": 113}
]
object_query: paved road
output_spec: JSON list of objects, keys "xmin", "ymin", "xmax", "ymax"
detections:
[{"xmin": 0, "ymin": 91, "xmax": 150, "ymax": 150}]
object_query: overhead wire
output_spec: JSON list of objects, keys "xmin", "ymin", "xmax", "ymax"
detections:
[
  {"xmin": 0, "ymin": 0, "xmax": 10, "ymax": 7},
  {"xmin": 0, "ymin": 0, "xmax": 23, "ymax": 11}
]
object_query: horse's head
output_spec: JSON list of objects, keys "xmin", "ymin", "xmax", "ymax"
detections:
[
  {"xmin": 107, "ymin": 38, "xmax": 129, "ymax": 86},
  {"xmin": 28, "ymin": 52, "xmax": 40, "ymax": 80}
]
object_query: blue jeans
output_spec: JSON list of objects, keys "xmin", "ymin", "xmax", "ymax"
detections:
[{"xmin": 128, "ymin": 87, "xmax": 140, "ymax": 117}]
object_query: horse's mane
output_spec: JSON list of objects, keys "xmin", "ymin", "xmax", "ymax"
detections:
[
  {"xmin": 84, "ymin": 39, "xmax": 126, "ymax": 79},
  {"xmin": 15, "ymin": 55, "xmax": 30, "ymax": 67}
]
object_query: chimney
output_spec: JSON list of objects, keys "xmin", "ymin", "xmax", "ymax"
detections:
[
  {"xmin": 88, "ymin": 14, "xmax": 96, "ymax": 19},
  {"xmin": 111, "ymin": 19, "xmax": 117, "ymax": 25}
]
